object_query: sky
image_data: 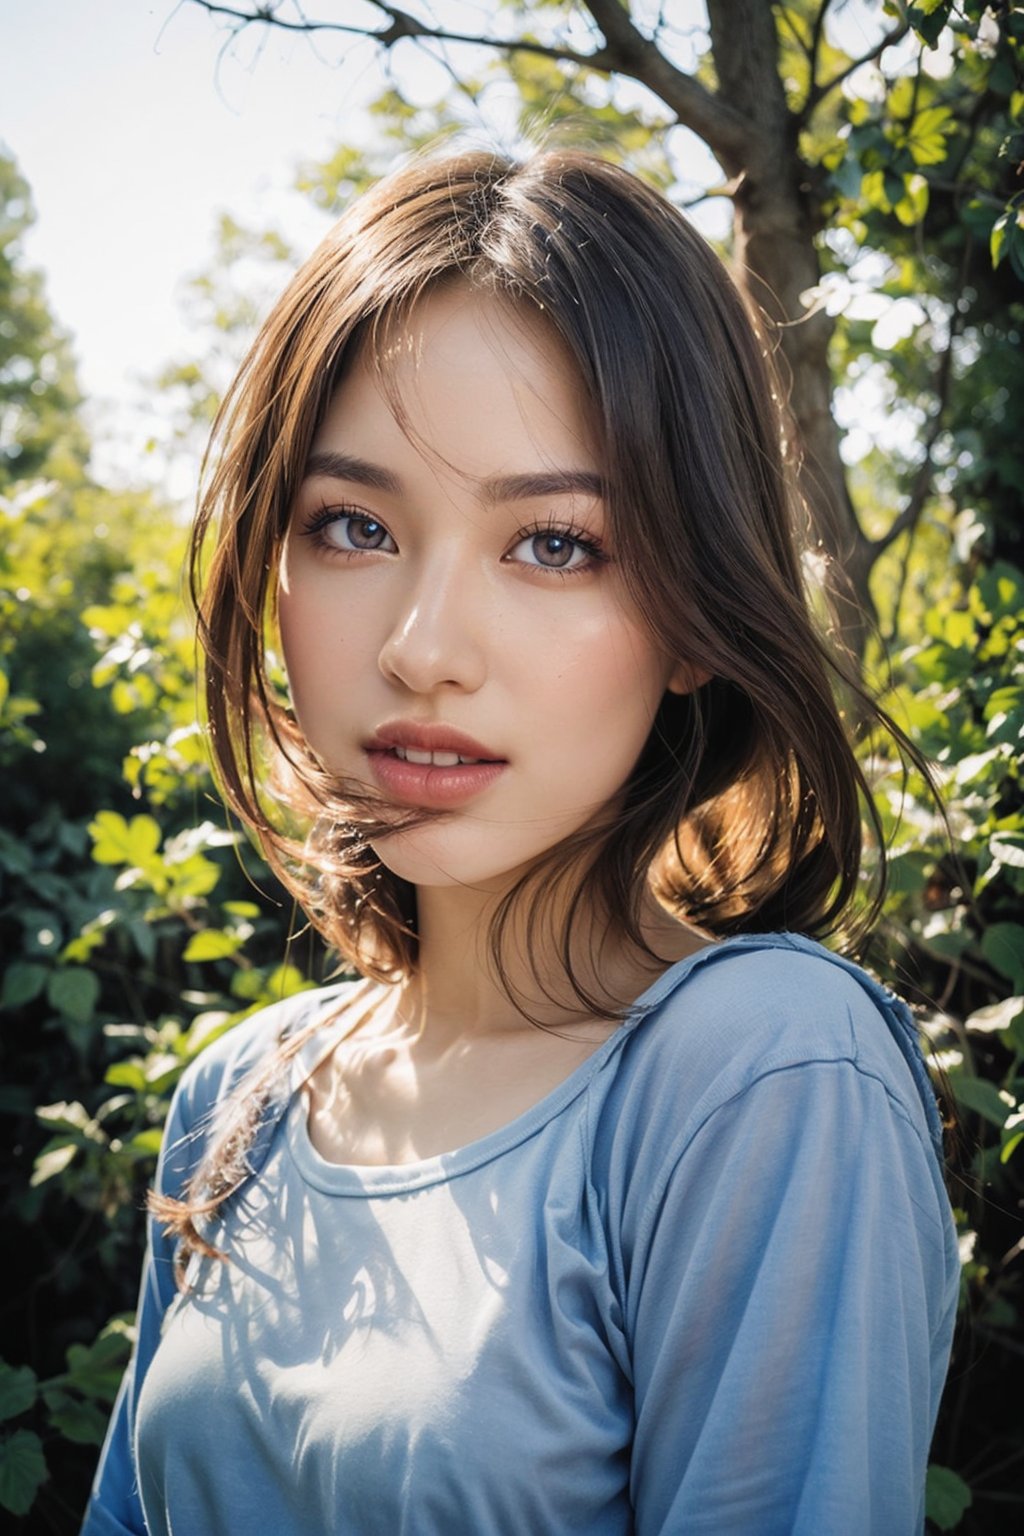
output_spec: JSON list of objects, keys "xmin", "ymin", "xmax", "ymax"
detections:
[
  {"xmin": 2, "ymin": 0, "xmax": 722, "ymax": 495},
  {"xmin": 3, "ymin": 0, "xmax": 391, "ymax": 489}
]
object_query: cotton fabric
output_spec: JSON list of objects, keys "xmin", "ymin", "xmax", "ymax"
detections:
[{"xmin": 82, "ymin": 934, "xmax": 959, "ymax": 1535}]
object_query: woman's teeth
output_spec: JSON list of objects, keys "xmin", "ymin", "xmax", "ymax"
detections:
[{"xmin": 391, "ymin": 746, "xmax": 482, "ymax": 766}]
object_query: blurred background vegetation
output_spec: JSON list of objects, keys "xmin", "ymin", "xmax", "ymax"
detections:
[{"xmin": 1, "ymin": 2, "xmax": 1022, "ymax": 1530}]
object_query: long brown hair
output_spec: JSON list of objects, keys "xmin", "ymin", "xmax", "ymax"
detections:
[
  {"xmin": 192, "ymin": 146, "xmax": 886, "ymax": 964},
  {"xmin": 156, "ymin": 146, "xmax": 908, "ymax": 1263}
]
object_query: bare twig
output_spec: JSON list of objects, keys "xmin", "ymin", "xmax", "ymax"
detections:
[
  {"xmin": 187, "ymin": 0, "xmax": 619, "ymax": 70},
  {"xmin": 802, "ymin": 17, "xmax": 911, "ymax": 120},
  {"xmin": 806, "ymin": 0, "xmax": 831, "ymax": 106},
  {"xmin": 184, "ymin": 0, "xmax": 753, "ymax": 170}
]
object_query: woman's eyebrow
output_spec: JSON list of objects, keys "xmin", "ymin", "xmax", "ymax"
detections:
[
  {"xmin": 483, "ymin": 470, "xmax": 605, "ymax": 502},
  {"xmin": 302, "ymin": 453, "xmax": 604, "ymax": 503},
  {"xmin": 303, "ymin": 451, "xmax": 400, "ymax": 493}
]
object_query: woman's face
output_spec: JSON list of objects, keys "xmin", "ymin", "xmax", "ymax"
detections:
[{"xmin": 278, "ymin": 283, "xmax": 695, "ymax": 892}]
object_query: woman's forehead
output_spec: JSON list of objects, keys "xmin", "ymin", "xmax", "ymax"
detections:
[{"xmin": 312, "ymin": 285, "xmax": 600, "ymax": 490}]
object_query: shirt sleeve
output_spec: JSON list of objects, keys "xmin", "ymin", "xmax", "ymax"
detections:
[
  {"xmin": 626, "ymin": 1055, "xmax": 957, "ymax": 1536},
  {"xmin": 80, "ymin": 1064, "xmax": 210, "ymax": 1535}
]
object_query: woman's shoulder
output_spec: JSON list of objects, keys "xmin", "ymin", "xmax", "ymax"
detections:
[
  {"xmin": 600, "ymin": 932, "xmax": 943, "ymax": 1167},
  {"xmin": 648, "ymin": 933, "xmax": 912, "ymax": 1061},
  {"xmin": 170, "ymin": 977, "xmax": 361, "ymax": 1134},
  {"xmin": 590, "ymin": 934, "xmax": 954, "ymax": 1281}
]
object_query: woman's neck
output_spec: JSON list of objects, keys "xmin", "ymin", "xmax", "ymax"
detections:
[{"xmin": 400, "ymin": 878, "xmax": 711, "ymax": 1050}]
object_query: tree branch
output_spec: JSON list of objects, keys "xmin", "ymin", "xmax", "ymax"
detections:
[
  {"xmin": 806, "ymin": 0, "xmax": 831, "ymax": 111},
  {"xmin": 775, "ymin": 4, "xmax": 812, "ymax": 64},
  {"xmin": 185, "ymin": 0, "xmax": 752, "ymax": 171},
  {"xmin": 187, "ymin": 0, "xmax": 619, "ymax": 71},
  {"xmin": 802, "ymin": 17, "xmax": 911, "ymax": 121},
  {"xmin": 580, "ymin": 0, "xmax": 749, "ymax": 167}
]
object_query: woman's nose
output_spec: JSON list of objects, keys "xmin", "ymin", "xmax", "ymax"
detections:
[{"xmin": 377, "ymin": 552, "xmax": 487, "ymax": 695}]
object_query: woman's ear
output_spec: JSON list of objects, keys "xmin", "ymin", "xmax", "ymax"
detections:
[{"xmin": 666, "ymin": 660, "xmax": 713, "ymax": 697}]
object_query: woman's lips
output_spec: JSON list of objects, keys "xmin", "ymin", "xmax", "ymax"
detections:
[
  {"xmin": 365, "ymin": 748, "xmax": 507, "ymax": 809},
  {"xmin": 363, "ymin": 722, "xmax": 507, "ymax": 808}
]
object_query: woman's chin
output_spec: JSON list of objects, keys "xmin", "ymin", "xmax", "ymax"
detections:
[{"xmin": 366, "ymin": 824, "xmax": 560, "ymax": 898}]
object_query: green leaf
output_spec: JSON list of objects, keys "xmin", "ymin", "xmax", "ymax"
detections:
[
  {"xmin": 141, "ymin": 1052, "xmax": 183, "ymax": 1093},
  {"xmin": 63, "ymin": 1329, "xmax": 133, "ymax": 1401},
  {"xmin": 894, "ymin": 174, "xmax": 929, "ymax": 227},
  {"xmin": 1006, "ymin": 1008, "xmax": 1024, "ymax": 1056},
  {"xmin": 124, "ymin": 1128, "xmax": 164, "ymax": 1159},
  {"xmin": 0, "ymin": 1428, "xmax": 47, "ymax": 1516},
  {"xmin": 908, "ymin": 2, "xmax": 952, "ymax": 49},
  {"xmin": 961, "ymin": 198, "xmax": 999, "ymax": 240},
  {"xmin": 942, "ymin": 610, "xmax": 975, "ymax": 649},
  {"xmin": 976, "ymin": 562, "xmax": 1024, "ymax": 621},
  {"xmin": 167, "ymin": 855, "xmax": 221, "ymax": 901},
  {"xmin": 981, "ymin": 923, "xmax": 1024, "ymax": 987},
  {"xmin": 0, "ymin": 1365, "xmax": 37, "ymax": 1423},
  {"xmin": 0, "ymin": 830, "xmax": 33, "ymax": 878},
  {"xmin": 902, "ymin": 107, "xmax": 953, "ymax": 168},
  {"xmin": 919, "ymin": 928, "xmax": 971, "ymax": 961},
  {"xmin": 950, "ymin": 1075, "xmax": 1012, "ymax": 1129},
  {"xmin": 29, "ymin": 1142, "xmax": 77, "ymax": 1187},
  {"xmin": 60, "ymin": 928, "xmax": 106, "ymax": 965},
  {"xmin": 264, "ymin": 963, "xmax": 316, "ymax": 999},
  {"xmin": 0, "ymin": 962, "xmax": 49, "ymax": 1010},
  {"xmin": 89, "ymin": 811, "xmax": 162, "ymax": 868},
  {"xmin": 965, "ymin": 995, "xmax": 1024, "ymax": 1035},
  {"xmin": 40, "ymin": 1390, "xmax": 107, "ymax": 1445},
  {"xmin": 104, "ymin": 1060, "xmax": 147, "ymax": 1091},
  {"xmin": 1001, "ymin": 1130, "xmax": 1024, "ymax": 1163},
  {"xmin": 925, "ymin": 1464, "xmax": 972, "ymax": 1530},
  {"xmin": 46, "ymin": 966, "xmax": 100, "ymax": 1025},
  {"xmin": 182, "ymin": 929, "xmax": 242, "ymax": 962},
  {"xmin": 35, "ymin": 1100, "xmax": 93, "ymax": 1134}
]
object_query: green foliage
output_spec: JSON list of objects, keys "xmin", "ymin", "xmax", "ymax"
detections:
[
  {"xmin": 817, "ymin": 0, "xmax": 1024, "ymax": 588},
  {"xmin": 0, "ymin": 1321, "xmax": 134, "ymax": 1515},
  {"xmin": 866, "ymin": 544, "xmax": 1024, "ymax": 1524},
  {"xmin": 0, "ymin": 154, "xmax": 89, "ymax": 489},
  {"xmin": 0, "ymin": 1429, "xmax": 48, "ymax": 1517},
  {"xmin": 926, "ymin": 1464, "xmax": 974, "ymax": 1531},
  {"xmin": 0, "ymin": 147, "xmax": 324, "ymax": 1530}
]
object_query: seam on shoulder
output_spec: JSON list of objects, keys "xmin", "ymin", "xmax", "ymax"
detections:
[{"xmin": 634, "ymin": 1054, "xmax": 945, "ymax": 1260}]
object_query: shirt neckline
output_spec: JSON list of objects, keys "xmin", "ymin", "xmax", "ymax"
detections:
[{"xmin": 284, "ymin": 934, "xmax": 800, "ymax": 1198}]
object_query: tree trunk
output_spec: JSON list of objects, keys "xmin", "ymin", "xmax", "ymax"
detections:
[{"xmin": 704, "ymin": 0, "xmax": 874, "ymax": 646}]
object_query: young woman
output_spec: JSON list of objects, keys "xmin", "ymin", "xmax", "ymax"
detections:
[{"xmin": 84, "ymin": 149, "xmax": 958, "ymax": 1536}]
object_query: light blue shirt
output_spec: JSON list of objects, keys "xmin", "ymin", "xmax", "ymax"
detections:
[{"xmin": 83, "ymin": 934, "xmax": 959, "ymax": 1535}]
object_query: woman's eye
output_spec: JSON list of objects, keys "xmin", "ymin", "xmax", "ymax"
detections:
[
  {"xmin": 305, "ymin": 511, "xmax": 397, "ymax": 553},
  {"xmin": 510, "ymin": 530, "xmax": 599, "ymax": 572}
]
